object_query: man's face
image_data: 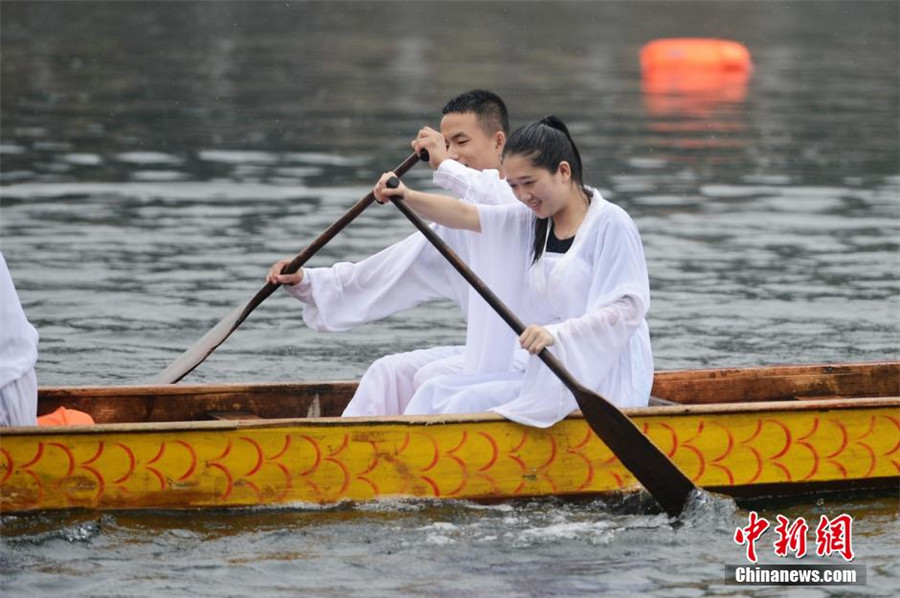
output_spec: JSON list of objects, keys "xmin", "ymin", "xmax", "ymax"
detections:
[{"xmin": 439, "ymin": 112, "xmax": 504, "ymax": 171}]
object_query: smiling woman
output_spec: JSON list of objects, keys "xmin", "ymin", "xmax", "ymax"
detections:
[{"xmin": 373, "ymin": 116, "xmax": 654, "ymax": 428}]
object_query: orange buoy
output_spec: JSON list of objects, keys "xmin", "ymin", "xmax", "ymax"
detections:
[
  {"xmin": 640, "ymin": 38, "xmax": 753, "ymax": 73},
  {"xmin": 641, "ymin": 38, "xmax": 752, "ymax": 117},
  {"xmin": 37, "ymin": 406, "xmax": 95, "ymax": 426}
]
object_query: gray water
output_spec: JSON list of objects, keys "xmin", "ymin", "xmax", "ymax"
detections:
[{"xmin": 1, "ymin": 1, "xmax": 897, "ymax": 596}]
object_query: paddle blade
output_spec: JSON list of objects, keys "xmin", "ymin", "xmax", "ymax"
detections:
[
  {"xmin": 153, "ymin": 303, "xmax": 248, "ymax": 384},
  {"xmin": 574, "ymin": 385, "xmax": 697, "ymax": 517}
]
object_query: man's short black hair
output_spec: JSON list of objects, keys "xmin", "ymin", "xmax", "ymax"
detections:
[{"xmin": 441, "ymin": 90, "xmax": 510, "ymax": 136}]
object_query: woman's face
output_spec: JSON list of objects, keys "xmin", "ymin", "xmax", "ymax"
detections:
[{"xmin": 503, "ymin": 154, "xmax": 571, "ymax": 219}]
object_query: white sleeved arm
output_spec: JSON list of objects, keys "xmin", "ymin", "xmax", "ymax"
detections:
[
  {"xmin": 543, "ymin": 294, "xmax": 644, "ymax": 357},
  {"xmin": 281, "ymin": 229, "xmax": 469, "ymax": 332},
  {"xmin": 432, "ymin": 160, "xmax": 514, "ymax": 206},
  {"xmin": 283, "ymin": 272, "xmax": 315, "ymax": 304}
]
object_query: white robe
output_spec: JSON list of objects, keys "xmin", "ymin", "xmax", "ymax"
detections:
[
  {"xmin": 404, "ymin": 190, "xmax": 654, "ymax": 427},
  {"xmin": 283, "ymin": 160, "xmax": 518, "ymax": 415},
  {"xmin": 0, "ymin": 253, "xmax": 39, "ymax": 426}
]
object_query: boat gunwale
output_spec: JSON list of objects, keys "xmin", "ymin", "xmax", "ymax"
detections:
[
  {"xmin": 6, "ymin": 395, "xmax": 897, "ymax": 436},
  {"xmin": 35, "ymin": 359, "xmax": 900, "ymax": 396}
]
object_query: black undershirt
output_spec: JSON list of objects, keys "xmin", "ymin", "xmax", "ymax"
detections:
[{"xmin": 546, "ymin": 222, "xmax": 575, "ymax": 254}]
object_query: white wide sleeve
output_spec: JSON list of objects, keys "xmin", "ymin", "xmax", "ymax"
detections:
[
  {"xmin": 433, "ymin": 160, "xmax": 515, "ymax": 206},
  {"xmin": 286, "ymin": 228, "xmax": 470, "ymax": 332},
  {"xmin": 459, "ymin": 203, "xmax": 533, "ymax": 374}
]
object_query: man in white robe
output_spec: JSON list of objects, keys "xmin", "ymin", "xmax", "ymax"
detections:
[
  {"xmin": 268, "ymin": 90, "xmax": 520, "ymax": 415},
  {"xmin": 0, "ymin": 252, "xmax": 39, "ymax": 426}
]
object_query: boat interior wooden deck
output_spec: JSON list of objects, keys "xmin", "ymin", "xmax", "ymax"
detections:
[{"xmin": 34, "ymin": 361, "xmax": 899, "ymax": 425}]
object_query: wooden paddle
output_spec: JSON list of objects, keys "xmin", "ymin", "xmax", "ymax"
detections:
[
  {"xmin": 384, "ymin": 177, "xmax": 698, "ymax": 517},
  {"xmin": 153, "ymin": 152, "xmax": 426, "ymax": 384}
]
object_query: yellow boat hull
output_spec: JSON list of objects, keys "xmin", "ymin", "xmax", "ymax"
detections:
[{"xmin": 2, "ymin": 398, "xmax": 897, "ymax": 512}]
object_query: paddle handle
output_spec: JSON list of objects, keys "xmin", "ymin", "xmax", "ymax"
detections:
[
  {"xmin": 246, "ymin": 152, "xmax": 428, "ymax": 314},
  {"xmin": 155, "ymin": 151, "xmax": 427, "ymax": 384},
  {"xmin": 385, "ymin": 184, "xmax": 588, "ymax": 395},
  {"xmin": 278, "ymin": 150, "xmax": 427, "ymax": 278}
]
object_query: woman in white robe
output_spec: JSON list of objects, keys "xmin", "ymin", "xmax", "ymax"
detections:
[
  {"xmin": 373, "ymin": 116, "xmax": 653, "ymax": 428},
  {"xmin": 0, "ymin": 252, "xmax": 39, "ymax": 427}
]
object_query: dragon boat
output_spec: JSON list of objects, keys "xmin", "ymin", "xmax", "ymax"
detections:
[{"xmin": 1, "ymin": 361, "xmax": 897, "ymax": 513}]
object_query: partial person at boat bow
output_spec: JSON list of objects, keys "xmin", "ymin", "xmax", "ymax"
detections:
[{"xmin": 0, "ymin": 252, "xmax": 39, "ymax": 426}]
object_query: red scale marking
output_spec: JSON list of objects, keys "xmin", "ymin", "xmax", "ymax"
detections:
[
  {"xmin": 537, "ymin": 435, "xmax": 558, "ymax": 470},
  {"xmin": 80, "ymin": 465, "xmax": 105, "ymax": 500},
  {"xmin": 447, "ymin": 431, "xmax": 468, "ymax": 454},
  {"xmin": 741, "ymin": 421, "xmax": 764, "ymax": 444},
  {"xmin": 47, "ymin": 443, "xmax": 75, "ymax": 476},
  {"xmin": 419, "ymin": 436, "xmax": 441, "ymax": 473},
  {"xmin": 854, "ymin": 442, "xmax": 878, "ymax": 478},
  {"xmin": 328, "ymin": 434, "xmax": 350, "ymax": 457},
  {"xmin": 355, "ymin": 476, "xmax": 379, "ymax": 495},
  {"xmin": 771, "ymin": 462, "xmax": 792, "ymax": 482},
  {"xmin": 208, "ymin": 463, "xmax": 234, "ymax": 500},
  {"xmin": 397, "ymin": 433, "xmax": 411, "ymax": 454},
  {"xmin": 856, "ymin": 416, "xmax": 877, "ymax": 440},
  {"xmin": 112, "ymin": 443, "xmax": 136, "ymax": 484},
  {"xmin": 298, "ymin": 435, "xmax": 322, "ymax": 476},
  {"xmin": 22, "ymin": 443, "xmax": 44, "ymax": 468},
  {"xmin": 82, "ymin": 442, "xmax": 105, "ymax": 465},
  {"xmin": 421, "ymin": 476, "xmax": 440, "ymax": 497},
  {"xmin": 606, "ymin": 470, "xmax": 625, "ymax": 488},
  {"xmin": 475, "ymin": 472, "xmax": 500, "ymax": 494},
  {"xmin": 358, "ymin": 441, "xmax": 380, "ymax": 475},
  {"xmin": 883, "ymin": 416, "xmax": 900, "ymax": 455},
  {"xmin": 241, "ymin": 480, "xmax": 261, "ymax": 501},
  {"xmin": 511, "ymin": 430, "xmax": 529, "ymax": 452},
  {"xmin": 148, "ymin": 443, "xmax": 166, "ymax": 465},
  {"xmin": 657, "ymin": 422, "xmax": 679, "ymax": 458},
  {"xmin": 213, "ymin": 440, "xmax": 232, "ymax": 461},
  {"xmin": 572, "ymin": 426, "xmax": 593, "ymax": 451},
  {"xmin": 146, "ymin": 466, "xmax": 166, "ymax": 491},
  {"xmin": 443, "ymin": 455, "xmax": 469, "ymax": 497},
  {"xmin": 826, "ymin": 460, "xmax": 848, "ymax": 479},
  {"xmin": 796, "ymin": 441, "xmax": 821, "ymax": 481},
  {"xmin": 323, "ymin": 457, "xmax": 350, "ymax": 495},
  {"xmin": 765, "ymin": 419, "xmax": 793, "ymax": 460},
  {"xmin": 708, "ymin": 422, "xmax": 735, "ymax": 462},
  {"xmin": 798, "ymin": 417, "xmax": 820, "ymax": 440},
  {"xmin": 680, "ymin": 445, "xmax": 706, "ymax": 481},
  {"xmin": 269, "ymin": 435, "xmax": 292, "ymax": 460},
  {"xmin": 476, "ymin": 432, "xmax": 499, "ymax": 472},
  {"xmin": 1, "ymin": 448, "xmax": 13, "ymax": 483},
  {"xmin": 174, "ymin": 440, "xmax": 198, "ymax": 481},
  {"xmin": 574, "ymin": 452, "xmax": 596, "ymax": 490},
  {"xmin": 745, "ymin": 446, "xmax": 764, "ymax": 484},
  {"xmin": 710, "ymin": 463, "xmax": 735, "ymax": 486},
  {"xmin": 823, "ymin": 420, "xmax": 849, "ymax": 459},
  {"xmin": 240, "ymin": 437, "xmax": 264, "ymax": 476},
  {"xmin": 273, "ymin": 463, "xmax": 292, "ymax": 500}
]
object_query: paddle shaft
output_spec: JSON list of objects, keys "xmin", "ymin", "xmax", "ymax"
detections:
[
  {"xmin": 154, "ymin": 152, "xmax": 425, "ymax": 384},
  {"xmin": 387, "ymin": 186, "xmax": 697, "ymax": 517},
  {"xmin": 250, "ymin": 151, "xmax": 426, "ymax": 309}
]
